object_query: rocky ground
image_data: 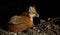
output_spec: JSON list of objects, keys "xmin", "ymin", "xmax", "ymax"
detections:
[{"xmin": 0, "ymin": 17, "xmax": 60, "ymax": 35}]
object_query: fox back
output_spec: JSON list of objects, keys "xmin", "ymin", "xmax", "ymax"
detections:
[{"xmin": 8, "ymin": 6, "xmax": 39, "ymax": 32}]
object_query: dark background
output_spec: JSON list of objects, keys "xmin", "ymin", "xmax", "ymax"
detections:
[{"xmin": 0, "ymin": 0, "xmax": 60, "ymax": 30}]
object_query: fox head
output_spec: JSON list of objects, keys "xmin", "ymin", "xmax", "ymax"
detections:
[{"xmin": 29, "ymin": 6, "xmax": 39, "ymax": 18}]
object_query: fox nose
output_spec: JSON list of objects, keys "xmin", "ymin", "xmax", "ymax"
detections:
[
  {"xmin": 37, "ymin": 14, "xmax": 39, "ymax": 17},
  {"xmin": 36, "ymin": 14, "xmax": 39, "ymax": 17}
]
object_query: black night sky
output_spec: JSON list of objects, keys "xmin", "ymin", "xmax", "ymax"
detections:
[{"xmin": 0, "ymin": 0, "xmax": 60, "ymax": 30}]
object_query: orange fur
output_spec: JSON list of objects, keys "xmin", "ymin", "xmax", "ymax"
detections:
[{"xmin": 8, "ymin": 6, "xmax": 39, "ymax": 32}]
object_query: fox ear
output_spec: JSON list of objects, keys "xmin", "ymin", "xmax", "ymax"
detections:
[
  {"xmin": 29, "ymin": 5, "xmax": 35, "ymax": 12},
  {"xmin": 29, "ymin": 6, "xmax": 33, "ymax": 12}
]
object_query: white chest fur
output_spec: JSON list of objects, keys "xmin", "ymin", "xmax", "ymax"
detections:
[
  {"xmin": 29, "ymin": 14, "xmax": 35, "ymax": 22},
  {"xmin": 30, "ymin": 17, "xmax": 33, "ymax": 22}
]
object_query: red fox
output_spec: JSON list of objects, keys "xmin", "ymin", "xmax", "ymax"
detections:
[{"xmin": 8, "ymin": 6, "xmax": 39, "ymax": 33}]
